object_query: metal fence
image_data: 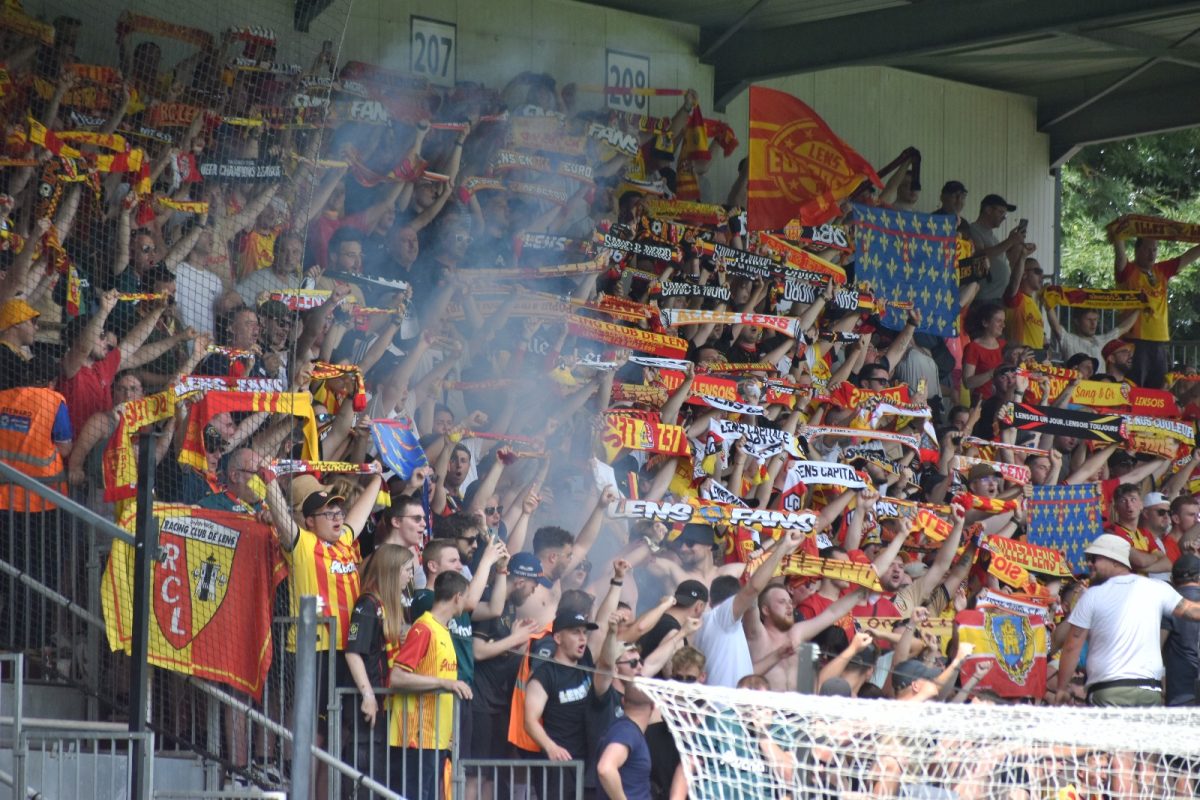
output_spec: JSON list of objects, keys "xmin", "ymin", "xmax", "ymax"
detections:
[{"xmin": 16, "ymin": 726, "xmax": 155, "ymax": 800}]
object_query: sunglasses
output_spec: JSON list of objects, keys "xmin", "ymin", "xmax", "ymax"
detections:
[
  {"xmin": 675, "ymin": 675, "xmax": 699, "ymax": 684},
  {"xmin": 617, "ymin": 657, "xmax": 642, "ymax": 669},
  {"xmin": 1152, "ymin": 509, "xmax": 1170, "ymax": 517},
  {"xmin": 140, "ymin": 244, "xmax": 156, "ymax": 254},
  {"xmin": 315, "ymin": 412, "xmax": 333, "ymax": 425},
  {"xmin": 484, "ymin": 505, "xmax": 504, "ymax": 515}
]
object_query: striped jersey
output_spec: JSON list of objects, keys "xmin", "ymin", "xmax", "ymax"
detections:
[
  {"xmin": 284, "ymin": 525, "xmax": 360, "ymax": 651},
  {"xmin": 389, "ymin": 612, "xmax": 457, "ymax": 749}
]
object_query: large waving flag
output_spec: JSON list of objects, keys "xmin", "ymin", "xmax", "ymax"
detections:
[
  {"xmin": 1026, "ymin": 483, "xmax": 1105, "ymax": 574},
  {"xmin": 955, "ymin": 609, "xmax": 1048, "ymax": 699},
  {"xmin": 102, "ymin": 505, "xmax": 285, "ymax": 700},
  {"xmin": 371, "ymin": 417, "xmax": 428, "ymax": 479},
  {"xmin": 747, "ymin": 86, "xmax": 881, "ymax": 229},
  {"xmin": 853, "ymin": 204, "xmax": 959, "ymax": 337}
]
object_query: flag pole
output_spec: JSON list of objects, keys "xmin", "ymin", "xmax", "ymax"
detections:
[{"xmin": 130, "ymin": 430, "xmax": 160, "ymax": 800}]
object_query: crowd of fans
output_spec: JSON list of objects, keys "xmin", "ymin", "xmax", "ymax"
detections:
[{"xmin": 4, "ymin": 6, "xmax": 1200, "ymax": 799}]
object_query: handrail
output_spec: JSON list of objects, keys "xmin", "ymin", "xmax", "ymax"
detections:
[{"xmin": 0, "ymin": 460, "xmax": 135, "ymax": 546}]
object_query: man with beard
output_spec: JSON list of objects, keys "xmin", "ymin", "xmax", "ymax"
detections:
[
  {"xmin": 644, "ymin": 523, "xmax": 746, "ymax": 599},
  {"xmin": 1057, "ymin": 534, "xmax": 1200, "ymax": 707},
  {"xmin": 750, "ymin": 578, "xmax": 870, "ymax": 692},
  {"xmin": 471, "ymin": 553, "xmax": 545, "ymax": 786},
  {"xmin": 693, "ymin": 528, "xmax": 809, "ymax": 687}
]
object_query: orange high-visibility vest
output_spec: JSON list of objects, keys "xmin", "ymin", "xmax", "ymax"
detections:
[
  {"xmin": 0, "ymin": 387, "xmax": 69, "ymax": 513},
  {"xmin": 507, "ymin": 622, "xmax": 553, "ymax": 752}
]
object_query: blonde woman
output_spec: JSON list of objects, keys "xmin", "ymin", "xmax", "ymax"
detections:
[{"xmin": 343, "ymin": 544, "xmax": 416, "ymax": 782}]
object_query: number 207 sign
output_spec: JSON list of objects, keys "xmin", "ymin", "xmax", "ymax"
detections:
[
  {"xmin": 411, "ymin": 16, "xmax": 456, "ymax": 87},
  {"xmin": 606, "ymin": 49, "xmax": 649, "ymax": 111}
]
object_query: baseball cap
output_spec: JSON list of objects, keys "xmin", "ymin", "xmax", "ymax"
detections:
[
  {"xmin": 552, "ymin": 610, "xmax": 599, "ymax": 633},
  {"xmin": 1101, "ymin": 339, "xmax": 1134, "ymax": 360},
  {"xmin": 1143, "ymin": 491, "xmax": 1170, "ymax": 510},
  {"xmin": 674, "ymin": 522, "xmax": 716, "ymax": 549},
  {"xmin": 994, "ymin": 363, "xmax": 1019, "ymax": 378},
  {"xmin": 673, "ymin": 579, "xmax": 709, "ymax": 606},
  {"xmin": 301, "ymin": 489, "xmax": 346, "ymax": 518},
  {"xmin": 1084, "ymin": 533, "xmax": 1131, "ymax": 569},
  {"xmin": 980, "ymin": 194, "xmax": 1016, "ymax": 211},
  {"xmin": 0, "ymin": 298, "xmax": 38, "ymax": 332},
  {"xmin": 941, "ymin": 180, "xmax": 967, "ymax": 195},
  {"xmin": 1064, "ymin": 352, "xmax": 1100, "ymax": 375},
  {"xmin": 903, "ymin": 560, "xmax": 930, "ymax": 578},
  {"xmin": 290, "ymin": 474, "xmax": 332, "ymax": 513},
  {"xmin": 967, "ymin": 463, "xmax": 1001, "ymax": 482},
  {"xmin": 257, "ymin": 298, "xmax": 293, "ymax": 322},
  {"xmin": 1172, "ymin": 554, "xmax": 1200, "ymax": 584},
  {"xmin": 891, "ymin": 658, "xmax": 941, "ymax": 691},
  {"xmin": 509, "ymin": 552, "xmax": 544, "ymax": 581}
]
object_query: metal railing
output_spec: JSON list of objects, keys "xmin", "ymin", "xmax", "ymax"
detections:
[
  {"xmin": 17, "ymin": 726, "xmax": 155, "ymax": 800},
  {"xmin": 457, "ymin": 759, "xmax": 585, "ymax": 800}
]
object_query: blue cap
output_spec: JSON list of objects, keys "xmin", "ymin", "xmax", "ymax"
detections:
[{"xmin": 509, "ymin": 552, "xmax": 543, "ymax": 580}]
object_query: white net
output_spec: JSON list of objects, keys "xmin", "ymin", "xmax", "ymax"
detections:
[{"xmin": 635, "ymin": 678, "xmax": 1200, "ymax": 800}]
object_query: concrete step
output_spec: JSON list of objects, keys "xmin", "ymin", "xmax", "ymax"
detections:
[{"xmin": 0, "ymin": 742, "xmax": 209, "ymax": 798}]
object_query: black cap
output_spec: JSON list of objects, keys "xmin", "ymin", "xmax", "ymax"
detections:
[
  {"xmin": 819, "ymin": 677, "xmax": 854, "ymax": 697},
  {"xmin": 994, "ymin": 363, "xmax": 1019, "ymax": 378},
  {"xmin": 981, "ymin": 193, "xmax": 1016, "ymax": 211},
  {"xmin": 891, "ymin": 658, "xmax": 940, "ymax": 691},
  {"xmin": 1064, "ymin": 352, "xmax": 1099, "ymax": 376},
  {"xmin": 941, "ymin": 180, "xmax": 967, "ymax": 195},
  {"xmin": 674, "ymin": 579, "xmax": 709, "ymax": 606},
  {"xmin": 552, "ymin": 610, "xmax": 599, "ymax": 633},
  {"xmin": 674, "ymin": 522, "xmax": 716, "ymax": 548},
  {"xmin": 1173, "ymin": 554, "xmax": 1200, "ymax": 584},
  {"xmin": 301, "ymin": 490, "xmax": 346, "ymax": 518}
]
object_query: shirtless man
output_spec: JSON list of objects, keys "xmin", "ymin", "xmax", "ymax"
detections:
[{"xmin": 747, "ymin": 581, "xmax": 868, "ymax": 691}]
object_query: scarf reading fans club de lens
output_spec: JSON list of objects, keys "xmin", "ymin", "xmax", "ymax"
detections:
[
  {"xmin": 567, "ymin": 315, "xmax": 689, "ymax": 359},
  {"xmin": 1106, "ymin": 214, "xmax": 1200, "ymax": 244},
  {"xmin": 178, "ymin": 391, "xmax": 318, "ymax": 471},
  {"xmin": 1041, "ymin": 285, "xmax": 1148, "ymax": 311}
]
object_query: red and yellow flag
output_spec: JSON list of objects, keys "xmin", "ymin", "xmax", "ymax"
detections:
[
  {"xmin": 747, "ymin": 86, "xmax": 881, "ymax": 229},
  {"xmin": 101, "ymin": 504, "xmax": 286, "ymax": 700}
]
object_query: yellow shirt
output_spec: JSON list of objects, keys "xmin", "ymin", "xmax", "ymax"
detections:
[
  {"xmin": 1005, "ymin": 291, "xmax": 1044, "ymax": 349},
  {"xmin": 1117, "ymin": 258, "xmax": 1178, "ymax": 342},
  {"xmin": 283, "ymin": 525, "xmax": 360, "ymax": 651},
  {"xmin": 389, "ymin": 612, "xmax": 457, "ymax": 749}
]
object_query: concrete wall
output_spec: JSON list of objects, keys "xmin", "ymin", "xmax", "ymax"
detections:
[{"xmin": 24, "ymin": 0, "xmax": 1053, "ymax": 253}]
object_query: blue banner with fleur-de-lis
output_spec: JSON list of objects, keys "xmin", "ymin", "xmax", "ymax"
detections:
[
  {"xmin": 1026, "ymin": 483, "xmax": 1105, "ymax": 574},
  {"xmin": 852, "ymin": 204, "xmax": 959, "ymax": 337}
]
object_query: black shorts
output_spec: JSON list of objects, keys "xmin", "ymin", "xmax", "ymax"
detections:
[{"xmin": 469, "ymin": 704, "xmax": 512, "ymax": 760}]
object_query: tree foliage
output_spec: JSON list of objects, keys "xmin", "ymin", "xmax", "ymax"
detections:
[{"xmin": 1061, "ymin": 130, "xmax": 1200, "ymax": 338}]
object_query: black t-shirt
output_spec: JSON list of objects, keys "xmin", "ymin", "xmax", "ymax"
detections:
[
  {"xmin": 1162, "ymin": 583, "xmax": 1200, "ymax": 706},
  {"xmin": 645, "ymin": 720, "xmax": 680, "ymax": 800},
  {"xmin": 585, "ymin": 684, "xmax": 624, "ymax": 789},
  {"xmin": 529, "ymin": 652, "xmax": 594, "ymax": 759},
  {"xmin": 344, "ymin": 593, "xmax": 388, "ymax": 689},
  {"xmin": 637, "ymin": 615, "xmax": 681, "ymax": 657}
]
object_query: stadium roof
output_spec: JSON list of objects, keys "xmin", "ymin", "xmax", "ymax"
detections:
[{"xmin": 582, "ymin": 0, "xmax": 1200, "ymax": 166}]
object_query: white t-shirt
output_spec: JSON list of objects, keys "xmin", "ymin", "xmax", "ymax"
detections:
[
  {"xmin": 1068, "ymin": 574, "xmax": 1183, "ymax": 686},
  {"xmin": 692, "ymin": 597, "xmax": 752, "ymax": 688},
  {"xmin": 1056, "ymin": 328, "xmax": 1122, "ymax": 365},
  {"xmin": 174, "ymin": 262, "xmax": 225, "ymax": 336}
]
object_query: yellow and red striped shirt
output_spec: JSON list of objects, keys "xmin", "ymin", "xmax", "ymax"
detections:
[
  {"xmin": 389, "ymin": 612, "xmax": 457, "ymax": 749},
  {"xmin": 284, "ymin": 525, "xmax": 360, "ymax": 651}
]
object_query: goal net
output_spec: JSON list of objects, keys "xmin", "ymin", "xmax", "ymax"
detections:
[{"xmin": 634, "ymin": 678, "xmax": 1200, "ymax": 800}]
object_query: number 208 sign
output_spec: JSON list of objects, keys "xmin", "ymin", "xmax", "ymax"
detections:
[
  {"xmin": 606, "ymin": 49, "xmax": 649, "ymax": 111},
  {"xmin": 411, "ymin": 16, "xmax": 456, "ymax": 87}
]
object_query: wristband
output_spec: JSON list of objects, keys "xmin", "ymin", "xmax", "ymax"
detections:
[
  {"xmin": 610, "ymin": 579, "xmax": 624, "ymax": 587},
  {"xmin": 496, "ymin": 569, "xmax": 509, "ymax": 576}
]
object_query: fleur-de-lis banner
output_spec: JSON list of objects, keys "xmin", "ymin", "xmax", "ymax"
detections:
[
  {"xmin": 852, "ymin": 204, "xmax": 959, "ymax": 337},
  {"xmin": 1025, "ymin": 483, "xmax": 1104, "ymax": 574}
]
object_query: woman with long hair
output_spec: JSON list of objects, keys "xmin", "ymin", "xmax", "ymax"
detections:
[{"xmin": 343, "ymin": 544, "xmax": 416, "ymax": 782}]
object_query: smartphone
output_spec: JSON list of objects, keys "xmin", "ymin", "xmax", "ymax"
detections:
[{"xmin": 1017, "ymin": 218, "xmax": 1028, "ymax": 231}]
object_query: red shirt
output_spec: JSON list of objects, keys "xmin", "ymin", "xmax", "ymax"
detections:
[
  {"xmin": 57, "ymin": 348, "xmax": 121, "ymax": 438},
  {"xmin": 798, "ymin": 592, "xmax": 855, "ymax": 639},
  {"xmin": 963, "ymin": 339, "xmax": 1005, "ymax": 399}
]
